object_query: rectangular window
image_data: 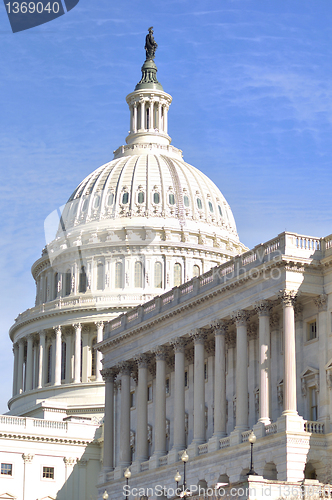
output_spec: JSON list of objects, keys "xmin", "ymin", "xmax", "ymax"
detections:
[
  {"xmin": 307, "ymin": 320, "xmax": 317, "ymax": 341},
  {"xmin": 309, "ymin": 388, "xmax": 318, "ymax": 421},
  {"xmin": 1, "ymin": 463, "xmax": 12, "ymax": 476},
  {"xmin": 43, "ymin": 466, "xmax": 54, "ymax": 479},
  {"xmin": 165, "ymin": 377, "xmax": 170, "ymax": 395},
  {"xmin": 204, "ymin": 361, "xmax": 208, "ymax": 381},
  {"xmin": 130, "ymin": 391, "xmax": 135, "ymax": 408},
  {"xmin": 148, "ymin": 385, "xmax": 153, "ymax": 402},
  {"xmin": 184, "ymin": 370, "xmax": 188, "ymax": 388}
]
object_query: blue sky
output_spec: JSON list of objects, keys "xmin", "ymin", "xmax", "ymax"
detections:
[{"xmin": 0, "ymin": 0, "xmax": 331, "ymax": 412}]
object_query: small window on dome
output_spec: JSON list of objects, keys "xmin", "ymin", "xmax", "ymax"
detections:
[
  {"xmin": 122, "ymin": 192, "xmax": 129, "ymax": 204},
  {"xmin": 218, "ymin": 205, "xmax": 223, "ymax": 217},
  {"xmin": 82, "ymin": 198, "xmax": 88, "ymax": 211},
  {"xmin": 208, "ymin": 201, "xmax": 214, "ymax": 213},
  {"xmin": 197, "ymin": 198, "xmax": 203, "ymax": 210},
  {"xmin": 169, "ymin": 193, "xmax": 175, "ymax": 205},
  {"xmin": 107, "ymin": 192, "xmax": 114, "ymax": 206},
  {"xmin": 138, "ymin": 192, "xmax": 145, "ymax": 204},
  {"xmin": 153, "ymin": 192, "xmax": 160, "ymax": 204},
  {"xmin": 184, "ymin": 195, "xmax": 190, "ymax": 207},
  {"xmin": 93, "ymin": 195, "xmax": 100, "ymax": 209}
]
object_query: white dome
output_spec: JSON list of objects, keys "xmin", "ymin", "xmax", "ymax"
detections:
[{"xmin": 61, "ymin": 151, "xmax": 239, "ymax": 244}]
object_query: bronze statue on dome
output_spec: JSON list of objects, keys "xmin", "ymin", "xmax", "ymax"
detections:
[{"xmin": 145, "ymin": 27, "xmax": 158, "ymax": 60}]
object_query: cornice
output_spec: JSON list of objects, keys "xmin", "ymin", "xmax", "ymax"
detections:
[{"xmin": 0, "ymin": 432, "xmax": 97, "ymax": 446}]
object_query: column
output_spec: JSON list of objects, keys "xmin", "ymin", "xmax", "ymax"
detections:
[
  {"xmin": 171, "ymin": 337, "xmax": 186, "ymax": 451},
  {"xmin": 17, "ymin": 340, "xmax": 24, "ymax": 394},
  {"xmin": 233, "ymin": 310, "xmax": 249, "ymax": 431},
  {"xmin": 153, "ymin": 346, "xmax": 166, "ymax": 456},
  {"xmin": 133, "ymin": 102, "xmax": 137, "ymax": 133},
  {"xmin": 135, "ymin": 354, "xmax": 149, "ymax": 463},
  {"xmin": 101, "ymin": 368, "xmax": 116, "ymax": 472},
  {"xmin": 190, "ymin": 329, "xmax": 207, "ymax": 444},
  {"xmin": 65, "ymin": 332, "xmax": 72, "ymax": 383},
  {"xmin": 140, "ymin": 100, "xmax": 145, "ymax": 130},
  {"xmin": 95, "ymin": 321, "xmax": 104, "ymax": 382},
  {"xmin": 53, "ymin": 326, "xmax": 62, "ymax": 386},
  {"xmin": 149, "ymin": 100, "xmax": 154, "ymax": 130},
  {"xmin": 37, "ymin": 331, "xmax": 46, "ymax": 388},
  {"xmin": 26, "ymin": 334, "xmax": 34, "ymax": 392},
  {"xmin": 119, "ymin": 361, "xmax": 131, "ymax": 467},
  {"xmin": 280, "ymin": 290, "xmax": 298, "ymax": 415},
  {"xmin": 158, "ymin": 103, "xmax": 162, "ymax": 131},
  {"xmin": 315, "ymin": 294, "xmax": 328, "ymax": 424},
  {"xmin": 12, "ymin": 344, "xmax": 19, "ymax": 397},
  {"xmin": 82, "ymin": 326, "xmax": 89, "ymax": 383},
  {"xmin": 73, "ymin": 323, "xmax": 81, "ymax": 384},
  {"xmin": 212, "ymin": 321, "xmax": 227, "ymax": 437},
  {"xmin": 33, "ymin": 340, "xmax": 38, "ymax": 389},
  {"xmin": 163, "ymin": 104, "xmax": 168, "ymax": 133},
  {"xmin": 255, "ymin": 301, "xmax": 272, "ymax": 424}
]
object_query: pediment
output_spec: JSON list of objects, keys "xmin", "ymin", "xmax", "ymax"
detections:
[
  {"xmin": 0, "ymin": 494, "xmax": 16, "ymax": 500},
  {"xmin": 301, "ymin": 366, "xmax": 318, "ymax": 379}
]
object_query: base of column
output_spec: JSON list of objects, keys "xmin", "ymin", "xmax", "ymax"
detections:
[
  {"xmin": 253, "ymin": 421, "xmax": 266, "ymax": 439},
  {"xmin": 168, "ymin": 447, "xmax": 184, "ymax": 464},
  {"xmin": 229, "ymin": 429, "xmax": 242, "ymax": 446},
  {"xmin": 208, "ymin": 434, "xmax": 226, "ymax": 452},
  {"xmin": 277, "ymin": 412, "xmax": 303, "ymax": 433},
  {"xmin": 114, "ymin": 465, "xmax": 130, "ymax": 480},
  {"xmin": 187, "ymin": 442, "xmax": 199, "ymax": 458}
]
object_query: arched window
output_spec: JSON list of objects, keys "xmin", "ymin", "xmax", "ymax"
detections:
[
  {"xmin": 193, "ymin": 265, "xmax": 200, "ymax": 277},
  {"xmin": 82, "ymin": 198, "xmax": 88, "ymax": 211},
  {"xmin": 138, "ymin": 192, "xmax": 144, "ymax": 204},
  {"xmin": 197, "ymin": 198, "xmax": 203, "ymax": 210},
  {"xmin": 79, "ymin": 266, "xmax": 87, "ymax": 293},
  {"xmin": 154, "ymin": 262, "xmax": 162, "ymax": 288},
  {"xmin": 107, "ymin": 192, "xmax": 114, "ymax": 206},
  {"xmin": 153, "ymin": 192, "xmax": 160, "ymax": 204},
  {"xmin": 218, "ymin": 205, "xmax": 223, "ymax": 217},
  {"xmin": 54, "ymin": 273, "xmax": 58, "ymax": 300},
  {"xmin": 122, "ymin": 192, "xmax": 129, "ymax": 204},
  {"xmin": 61, "ymin": 341, "xmax": 66, "ymax": 381},
  {"xmin": 97, "ymin": 262, "xmax": 104, "ymax": 291},
  {"xmin": 208, "ymin": 201, "xmax": 214, "ymax": 213},
  {"xmin": 47, "ymin": 344, "xmax": 52, "ymax": 384},
  {"xmin": 65, "ymin": 270, "xmax": 71, "ymax": 296},
  {"xmin": 115, "ymin": 262, "xmax": 123, "ymax": 288},
  {"xmin": 184, "ymin": 195, "xmax": 190, "ymax": 207},
  {"xmin": 169, "ymin": 193, "xmax": 175, "ymax": 205},
  {"xmin": 93, "ymin": 195, "xmax": 100, "ymax": 209},
  {"xmin": 174, "ymin": 263, "xmax": 182, "ymax": 287},
  {"xmin": 91, "ymin": 337, "xmax": 97, "ymax": 377},
  {"xmin": 134, "ymin": 261, "xmax": 143, "ymax": 288}
]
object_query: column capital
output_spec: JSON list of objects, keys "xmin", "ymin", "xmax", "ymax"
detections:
[
  {"xmin": 189, "ymin": 328, "xmax": 207, "ymax": 345},
  {"xmin": 37, "ymin": 330, "xmax": 46, "ymax": 338},
  {"xmin": 95, "ymin": 321, "xmax": 105, "ymax": 329},
  {"xmin": 72, "ymin": 322, "xmax": 82, "ymax": 331},
  {"xmin": 53, "ymin": 325, "xmax": 62, "ymax": 335},
  {"xmin": 231, "ymin": 310, "xmax": 249, "ymax": 326},
  {"xmin": 22, "ymin": 453, "xmax": 34, "ymax": 463},
  {"xmin": 17, "ymin": 338, "xmax": 25, "ymax": 346},
  {"xmin": 63, "ymin": 457, "xmax": 76, "ymax": 466},
  {"xmin": 279, "ymin": 290, "xmax": 297, "ymax": 307},
  {"xmin": 135, "ymin": 353, "xmax": 149, "ymax": 369},
  {"xmin": 211, "ymin": 320, "xmax": 228, "ymax": 336},
  {"xmin": 314, "ymin": 294, "xmax": 328, "ymax": 312},
  {"xmin": 254, "ymin": 300, "xmax": 272, "ymax": 317},
  {"xmin": 152, "ymin": 345, "xmax": 167, "ymax": 361},
  {"xmin": 117, "ymin": 361, "xmax": 132, "ymax": 376},
  {"xmin": 26, "ymin": 333, "xmax": 34, "ymax": 342},
  {"xmin": 171, "ymin": 337, "xmax": 187, "ymax": 353},
  {"xmin": 101, "ymin": 367, "xmax": 117, "ymax": 382},
  {"xmin": 12, "ymin": 343, "xmax": 19, "ymax": 352}
]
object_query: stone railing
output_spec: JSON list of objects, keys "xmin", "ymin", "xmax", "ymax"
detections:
[
  {"xmin": 241, "ymin": 430, "xmax": 252, "ymax": 442},
  {"xmin": 219, "ymin": 437, "xmax": 230, "ymax": 449},
  {"xmin": 0, "ymin": 414, "xmax": 99, "ymax": 439},
  {"xmin": 105, "ymin": 231, "xmax": 328, "ymax": 339},
  {"xmin": 198, "ymin": 443, "xmax": 208, "ymax": 455},
  {"xmin": 304, "ymin": 421, "xmax": 324, "ymax": 434},
  {"xmin": 265, "ymin": 422, "xmax": 278, "ymax": 435}
]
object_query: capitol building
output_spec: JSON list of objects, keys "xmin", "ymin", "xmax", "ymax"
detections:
[{"xmin": 1, "ymin": 31, "xmax": 332, "ymax": 500}]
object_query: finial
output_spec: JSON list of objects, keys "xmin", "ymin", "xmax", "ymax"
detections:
[
  {"xmin": 135, "ymin": 28, "xmax": 163, "ymax": 91},
  {"xmin": 145, "ymin": 27, "xmax": 158, "ymax": 61}
]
